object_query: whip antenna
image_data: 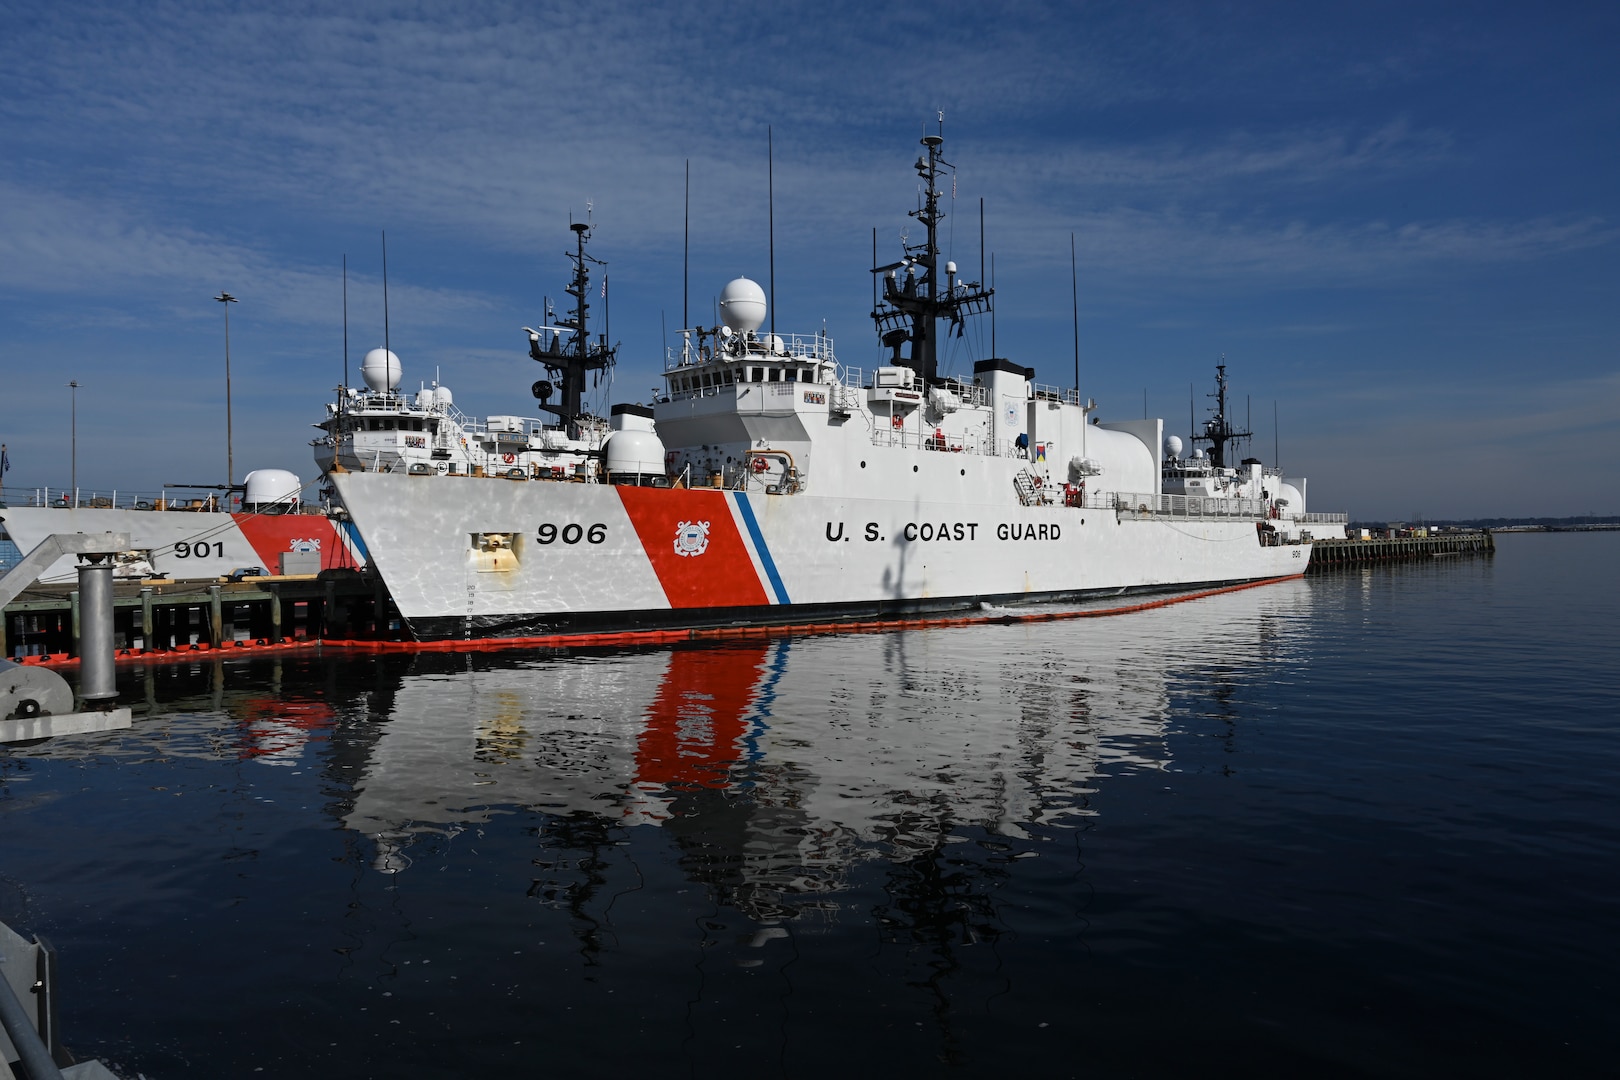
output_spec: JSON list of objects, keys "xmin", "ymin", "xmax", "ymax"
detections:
[
  {"xmin": 768, "ymin": 126, "xmax": 776, "ymax": 344},
  {"xmin": 382, "ymin": 230, "xmax": 391, "ymax": 364},
  {"xmin": 683, "ymin": 159, "xmax": 689, "ymax": 332}
]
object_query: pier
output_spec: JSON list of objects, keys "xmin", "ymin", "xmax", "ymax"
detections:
[
  {"xmin": 2, "ymin": 572, "xmax": 399, "ymax": 662},
  {"xmin": 1308, "ymin": 530, "xmax": 1495, "ymax": 571}
]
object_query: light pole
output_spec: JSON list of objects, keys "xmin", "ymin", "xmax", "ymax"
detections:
[
  {"xmin": 215, "ymin": 291, "xmax": 238, "ymax": 487},
  {"xmin": 68, "ymin": 379, "xmax": 79, "ymax": 507}
]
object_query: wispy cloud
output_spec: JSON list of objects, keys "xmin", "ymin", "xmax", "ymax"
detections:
[
  {"xmin": 0, "ymin": 180, "xmax": 492, "ymax": 329},
  {"xmin": 1, "ymin": 2, "xmax": 1615, "ymax": 515}
]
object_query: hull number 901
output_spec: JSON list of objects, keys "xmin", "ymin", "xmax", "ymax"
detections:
[{"xmin": 537, "ymin": 522, "xmax": 607, "ymax": 545}]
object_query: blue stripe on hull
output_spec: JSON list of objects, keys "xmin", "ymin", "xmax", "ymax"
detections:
[{"xmin": 731, "ymin": 492, "xmax": 791, "ymax": 605}]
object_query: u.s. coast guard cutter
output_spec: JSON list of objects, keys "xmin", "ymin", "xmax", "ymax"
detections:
[{"xmin": 329, "ymin": 132, "xmax": 1343, "ymax": 642}]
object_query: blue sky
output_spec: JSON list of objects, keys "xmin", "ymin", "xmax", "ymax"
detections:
[{"xmin": 1, "ymin": 1, "xmax": 1615, "ymax": 519}]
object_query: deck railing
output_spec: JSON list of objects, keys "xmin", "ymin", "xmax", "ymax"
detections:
[
  {"xmin": 1113, "ymin": 492, "xmax": 1269, "ymax": 520},
  {"xmin": 4, "ymin": 487, "xmax": 324, "ymax": 514}
]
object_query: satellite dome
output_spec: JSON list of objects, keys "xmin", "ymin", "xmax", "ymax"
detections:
[
  {"xmin": 243, "ymin": 469, "xmax": 301, "ymax": 509},
  {"xmin": 718, "ymin": 278, "xmax": 767, "ymax": 334},
  {"xmin": 361, "ymin": 348, "xmax": 401, "ymax": 392},
  {"xmin": 433, "ymin": 385, "xmax": 454, "ymax": 407},
  {"xmin": 1164, "ymin": 435, "xmax": 1184, "ymax": 458}
]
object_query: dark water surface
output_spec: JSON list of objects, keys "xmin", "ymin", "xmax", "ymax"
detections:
[{"xmin": 4, "ymin": 532, "xmax": 1617, "ymax": 1077}]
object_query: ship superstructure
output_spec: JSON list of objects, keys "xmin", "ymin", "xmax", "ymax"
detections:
[
  {"xmin": 328, "ymin": 131, "xmax": 1347, "ymax": 642},
  {"xmin": 313, "ymin": 222, "xmax": 615, "ymax": 483}
]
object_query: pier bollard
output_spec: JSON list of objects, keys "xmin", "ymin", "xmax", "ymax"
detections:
[
  {"xmin": 77, "ymin": 556, "xmax": 117, "ymax": 702},
  {"xmin": 209, "ymin": 586, "xmax": 223, "ymax": 648}
]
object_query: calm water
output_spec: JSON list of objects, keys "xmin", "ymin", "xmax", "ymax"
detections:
[{"xmin": 3, "ymin": 532, "xmax": 1617, "ymax": 1078}]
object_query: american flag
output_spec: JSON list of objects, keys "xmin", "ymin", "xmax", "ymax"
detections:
[{"xmin": 601, "ymin": 276, "xmax": 606, "ymax": 298}]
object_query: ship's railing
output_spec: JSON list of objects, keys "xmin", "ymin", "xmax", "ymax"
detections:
[
  {"xmin": 867, "ymin": 425, "xmax": 995, "ymax": 456},
  {"xmin": 8, "ymin": 486, "xmax": 223, "ymax": 511},
  {"xmin": 834, "ymin": 367, "xmax": 991, "ymax": 409},
  {"xmin": 455, "ymin": 414, "xmax": 557, "ymax": 440},
  {"xmin": 1300, "ymin": 512, "xmax": 1349, "ymax": 523},
  {"xmin": 944, "ymin": 381, "xmax": 991, "ymax": 408},
  {"xmin": 665, "ymin": 331, "xmax": 836, "ymax": 370},
  {"xmin": 1031, "ymin": 383, "xmax": 1082, "ymax": 406},
  {"xmin": 3, "ymin": 486, "xmax": 326, "ymax": 514},
  {"xmin": 337, "ymin": 389, "xmax": 484, "ymax": 439},
  {"xmin": 1112, "ymin": 492, "xmax": 1269, "ymax": 520}
]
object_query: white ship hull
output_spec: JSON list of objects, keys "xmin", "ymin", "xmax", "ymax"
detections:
[
  {"xmin": 333, "ymin": 471, "xmax": 1304, "ymax": 641},
  {"xmin": 0, "ymin": 506, "xmax": 367, "ymax": 584}
]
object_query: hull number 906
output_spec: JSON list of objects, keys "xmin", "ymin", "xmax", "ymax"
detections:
[{"xmin": 537, "ymin": 522, "xmax": 607, "ymax": 545}]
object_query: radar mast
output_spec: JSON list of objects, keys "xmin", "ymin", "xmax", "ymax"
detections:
[
  {"xmin": 528, "ymin": 221, "xmax": 616, "ymax": 436},
  {"xmin": 1192, "ymin": 360, "xmax": 1252, "ymax": 470},
  {"xmin": 870, "ymin": 122, "xmax": 993, "ymax": 384}
]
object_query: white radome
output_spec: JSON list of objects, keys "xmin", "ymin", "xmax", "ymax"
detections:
[
  {"xmin": 361, "ymin": 348, "xmax": 402, "ymax": 392},
  {"xmin": 243, "ymin": 468, "xmax": 301, "ymax": 508},
  {"xmin": 718, "ymin": 278, "xmax": 767, "ymax": 334}
]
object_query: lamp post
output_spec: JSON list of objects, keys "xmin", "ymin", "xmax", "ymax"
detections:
[
  {"xmin": 215, "ymin": 291, "xmax": 238, "ymax": 488},
  {"xmin": 68, "ymin": 379, "xmax": 79, "ymax": 507}
]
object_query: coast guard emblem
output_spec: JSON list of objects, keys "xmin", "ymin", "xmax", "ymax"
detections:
[{"xmin": 673, "ymin": 520, "xmax": 711, "ymax": 557}]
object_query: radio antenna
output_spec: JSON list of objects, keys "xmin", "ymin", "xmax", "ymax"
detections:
[
  {"xmin": 768, "ymin": 126, "xmax": 776, "ymax": 344},
  {"xmin": 979, "ymin": 197, "xmax": 985, "ymax": 294},
  {"xmin": 381, "ymin": 230, "xmax": 391, "ymax": 364},
  {"xmin": 1070, "ymin": 233, "xmax": 1080, "ymax": 393},
  {"xmin": 342, "ymin": 254, "xmax": 349, "ymax": 389},
  {"xmin": 683, "ymin": 160, "xmax": 690, "ymax": 332},
  {"xmin": 871, "ymin": 227, "xmax": 878, "ymax": 315}
]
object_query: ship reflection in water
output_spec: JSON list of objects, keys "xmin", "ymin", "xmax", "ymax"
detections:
[
  {"xmin": 13, "ymin": 581, "xmax": 1322, "ymax": 1074},
  {"xmin": 339, "ymin": 588, "xmax": 1285, "ymax": 899},
  {"xmin": 9, "ymin": 540, "xmax": 1614, "ymax": 1076}
]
